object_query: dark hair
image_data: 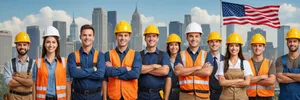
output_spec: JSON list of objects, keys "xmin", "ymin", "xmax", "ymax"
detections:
[
  {"xmin": 223, "ymin": 44, "xmax": 244, "ymax": 73},
  {"xmin": 42, "ymin": 36, "xmax": 62, "ymax": 62},
  {"xmin": 80, "ymin": 24, "xmax": 94, "ymax": 35},
  {"xmin": 166, "ymin": 42, "xmax": 181, "ymax": 56}
]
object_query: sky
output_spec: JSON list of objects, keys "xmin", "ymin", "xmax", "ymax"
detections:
[{"xmin": 1, "ymin": 0, "xmax": 300, "ymax": 48}]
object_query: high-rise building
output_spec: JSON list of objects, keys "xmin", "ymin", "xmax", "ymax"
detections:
[
  {"xmin": 226, "ymin": 24, "xmax": 235, "ymax": 37},
  {"xmin": 53, "ymin": 21, "xmax": 67, "ymax": 57},
  {"xmin": 169, "ymin": 21, "xmax": 183, "ymax": 49},
  {"xmin": 0, "ymin": 30, "xmax": 12, "ymax": 68},
  {"xmin": 66, "ymin": 42, "xmax": 74, "ymax": 56},
  {"xmin": 183, "ymin": 14, "xmax": 192, "ymax": 44},
  {"xmin": 158, "ymin": 26, "xmax": 168, "ymax": 51},
  {"xmin": 92, "ymin": 8, "xmax": 108, "ymax": 52},
  {"xmin": 277, "ymin": 25, "xmax": 290, "ymax": 56},
  {"xmin": 130, "ymin": 6, "xmax": 143, "ymax": 51},
  {"xmin": 200, "ymin": 24, "xmax": 211, "ymax": 51},
  {"xmin": 107, "ymin": 11, "xmax": 117, "ymax": 50},
  {"xmin": 12, "ymin": 47, "xmax": 17, "ymax": 57},
  {"xmin": 27, "ymin": 26, "xmax": 40, "ymax": 58},
  {"xmin": 70, "ymin": 14, "xmax": 79, "ymax": 42},
  {"xmin": 246, "ymin": 28, "xmax": 266, "ymax": 52}
]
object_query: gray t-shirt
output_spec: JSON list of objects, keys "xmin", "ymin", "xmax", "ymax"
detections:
[
  {"xmin": 276, "ymin": 54, "xmax": 300, "ymax": 73},
  {"xmin": 251, "ymin": 58, "xmax": 276, "ymax": 75}
]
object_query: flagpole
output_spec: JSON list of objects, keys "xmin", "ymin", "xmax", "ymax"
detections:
[{"xmin": 220, "ymin": 0, "xmax": 224, "ymax": 54}]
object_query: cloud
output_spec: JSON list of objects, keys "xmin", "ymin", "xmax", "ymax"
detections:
[
  {"xmin": 140, "ymin": 14, "xmax": 166, "ymax": 27},
  {"xmin": 0, "ymin": 6, "xmax": 91, "ymax": 45},
  {"xmin": 190, "ymin": 7, "xmax": 220, "ymax": 25},
  {"xmin": 279, "ymin": 3, "xmax": 299, "ymax": 19}
]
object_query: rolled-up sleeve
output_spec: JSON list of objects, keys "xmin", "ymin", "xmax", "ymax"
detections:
[
  {"xmin": 4, "ymin": 60, "xmax": 12, "ymax": 85},
  {"xmin": 215, "ymin": 61, "xmax": 224, "ymax": 80},
  {"xmin": 104, "ymin": 52, "xmax": 128, "ymax": 77},
  {"xmin": 174, "ymin": 53, "xmax": 183, "ymax": 68},
  {"xmin": 243, "ymin": 60, "xmax": 253, "ymax": 77},
  {"xmin": 118, "ymin": 52, "xmax": 142, "ymax": 80},
  {"xmin": 67, "ymin": 53, "xmax": 94, "ymax": 79},
  {"xmin": 162, "ymin": 52, "xmax": 171, "ymax": 77}
]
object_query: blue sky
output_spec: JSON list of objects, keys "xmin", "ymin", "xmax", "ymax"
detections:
[{"xmin": 1, "ymin": 0, "xmax": 299, "ymax": 23}]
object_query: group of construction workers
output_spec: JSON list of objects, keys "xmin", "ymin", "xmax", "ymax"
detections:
[{"xmin": 2, "ymin": 20, "xmax": 300, "ymax": 100}]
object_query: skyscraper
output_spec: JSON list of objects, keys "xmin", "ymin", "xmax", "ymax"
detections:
[
  {"xmin": 0, "ymin": 30, "xmax": 12, "ymax": 68},
  {"xmin": 130, "ymin": 6, "xmax": 143, "ymax": 51},
  {"xmin": 169, "ymin": 21, "xmax": 183, "ymax": 49},
  {"xmin": 226, "ymin": 24, "xmax": 235, "ymax": 37},
  {"xmin": 53, "ymin": 21, "xmax": 67, "ymax": 57},
  {"xmin": 158, "ymin": 26, "xmax": 168, "ymax": 51},
  {"xmin": 107, "ymin": 11, "xmax": 117, "ymax": 50},
  {"xmin": 277, "ymin": 25, "xmax": 290, "ymax": 56},
  {"xmin": 92, "ymin": 8, "xmax": 108, "ymax": 52},
  {"xmin": 70, "ymin": 14, "xmax": 79, "ymax": 42},
  {"xmin": 200, "ymin": 24, "xmax": 211, "ymax": 51},
  {"xmin": 183, "ymin": 14, "xmax": 192, "ymax": 44},
  {"xmin": 26, "ymin": 26, "xmax": 40, "ymax": 58},
  {"xmin": 246, "ymin": 28, "xmax": 266, "ymax": 52},
  {"xmin": 66, "ymin": 42, "xmax": 75, "ymax": 56}
]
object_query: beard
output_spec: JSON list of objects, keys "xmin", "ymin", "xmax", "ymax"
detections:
[
  {"xmin": 288, "ymin": 45, "xmax": 299, "ymax": 52},
  {"xmin": 17, "ymin": 49, "xmax": 28, "ymax": 56}
]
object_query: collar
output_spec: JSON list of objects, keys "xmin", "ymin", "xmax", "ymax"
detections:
[
  {"xmin": 115, "ymin": 47, "xmax": 129, "ymax": 54},
  {"xmin": 144, "ymin": 47, "xmax": 160, "ymax": 54}
]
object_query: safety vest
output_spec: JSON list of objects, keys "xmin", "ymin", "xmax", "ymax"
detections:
[
  {"xmin": 247, "ymin": 58, "xmax": 275, "ymax": 97},
  {"xmin": 74, "ymin": 50, "xmax": 99, "ymax": 68},
  {"xmin": 35, "ymin": 57, "xmax": 67, "ymax": 100},
  {"xmin": 178, "ymin": 49, "xmax": 209, "ymax": 98},
  {"xmin": 108, "ymin": 49, "xmax": 137, "ymax": 100}
]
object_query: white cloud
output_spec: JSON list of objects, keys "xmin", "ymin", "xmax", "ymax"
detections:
[
  {"xmin": 140, "ymin": 14, "xmax": 166, "ymax": 27},
  {"xmin": 190, "ymin": 7, "xmax": 220, "ymax": 25},
  {"xmin": 279, "ymin": 3, "xmax": 299, "ymax": 19},
  {"xmin": 0, "ymin": 6, "xmax": 91, "ymax": 45}
]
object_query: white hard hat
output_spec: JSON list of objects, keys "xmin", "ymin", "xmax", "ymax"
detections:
[
  {"xmin": 43, "ymin": 26, "xmax": 60, "ymax": 39},
  {"xmin": 185, "ymin": 22, "xmax": 203, "ymax": 35}
]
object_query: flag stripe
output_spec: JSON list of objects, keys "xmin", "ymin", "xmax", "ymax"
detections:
[
  {"xmin": 244, "ymin": 5, "xmax": 280, "ymax": 10},
  {"xmin": 223, "ymin": 22, "xmax": 280, "ymax": 28},
  {"xmin": 223, "ymin": 17, "xmax": 279, "ymax": 22}
]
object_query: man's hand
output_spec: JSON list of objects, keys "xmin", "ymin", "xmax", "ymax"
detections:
[
  {"xmin": 126, "ymin": 66, "xmax": 132, "ymax": 71},
  {"xmin": 106, "ymin": 61, "xmax": 112, "ymax": 67},
  {"xmin": 203, "ymin": 62, "xmax": 211, "ymax": 68},
  {"xmin": 153, "ymin": 64, "xmax": 162, "ymax": 69},
  {"xmin": 77, "ymin": 67, "xmax": 81, "ymax": 69},
  {"xmin": 260, "ymin": 75, "xmax": 268, "ymax": 80}
]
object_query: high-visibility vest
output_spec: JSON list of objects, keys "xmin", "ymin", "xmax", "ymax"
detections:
[
  {"xmin": 35, "ymin": 57, "xmax": 67, "ymax": 100},
  {"xmin": 247, "ymin": 58, "xmax": 275, "ymax": 97},
  {"xmin": 178, "ymin": 49, "xmax": 209, "ymax": 98},
  {"xmin": 108, "ymin": 49, "xmax": 137, "ymax": 100},
  {"xmin": 74, "ymin": 50, "xmax": 99, "ymax": 68}
]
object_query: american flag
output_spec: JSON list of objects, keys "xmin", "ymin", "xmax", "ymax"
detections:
[{"xmin": 222, "ymin": 1, "xmax": 280, "ymax": 28}]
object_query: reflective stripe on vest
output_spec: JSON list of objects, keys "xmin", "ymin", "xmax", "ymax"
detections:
[
  {"xmin": 178, "ymin": 50, "xmax": 209, "ymax": 98},
  {"xmin": 108, "ymin": 49, "xmax": 137, "ymax": 100},
  {"xmin": 247, "ymin": 58, "xmax": 275, "ymax": 97},
  {"xmin": 35, "ymin": 57, "xmax": 67, "ymax": 100}
]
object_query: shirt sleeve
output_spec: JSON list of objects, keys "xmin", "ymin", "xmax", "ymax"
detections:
[
  {"xmin": 67, "ymin": 52, "xmax": 94, "ymax": 79},
  {"xmin": 104, "ymin": 51, "xmax": 127, "ymax": 77},
  {"xmin": 243, "ymin": 60, "xmax": 253, "ymax": 77},
  {"xmin": 268, "ymin": 60, "xmax": 276, "ymax": 75},
  {"xmin": 162, "ymin": 52, "xmax": 171, "ymax": 77},
  {"xmin": 174, "ymin": 52, "xmax": 183, "ymax": 68},
  {"xmin": 4, "ymin": 60, "xmax": 12, "ymax": 85},
  {"xmin": 32, "ymin": 62, "xmax": 37, "ymax": 81},
  {"xmin": 215, "ymin": 61, "xmax": 224, "ymax": 80},
  {"xmin": 275, "ymin": 57, "xmax": 283, "ymax": 73},
  {"xmin": 118, "ymin": 52, "xmax": 142, "ymax": 80}
]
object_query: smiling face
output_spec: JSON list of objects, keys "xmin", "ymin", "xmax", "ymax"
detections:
[
  {"xmin": 287, "ymin": 38, "xmax": 300, "ymax": 52},
  {"xmin": 186, "ymin": 32, "xmax": 201, "ymax": 48},
  {"xmin": 228, "ymin": 43, "xmax": 240, "ymax": 56},
  {"xmin": 116, "ymin": 32, "xmax": 131, "ymax": 48},
  {"xmin": 44, "ymin": 36, "xmax": 58, "ymax": 54},
  {"xmin": 251, "ymin": 43, "xmax": 265, "ymax": 56},
  {"xmin": 80, "ymin": 29, "xmax": 94, "ymax": 47},
  {"xmin": 145, "ymin": 33, "xmax": 159, "ymax": 48},
  {"xmin": 16, "ymin": 42, "xmax": 30, "ymax": 56},
  {"xmin": 208, "ymin": 40, "xmax": 221, "ymax": 52},
  {"xmin": 168, "ymin": 42, "xmax": 180, "ymax": 54}
]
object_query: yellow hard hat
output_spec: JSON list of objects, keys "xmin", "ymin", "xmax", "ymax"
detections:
[
  {"xmin": 114, "ymin": 20, "xmax": 132, "ymax": 34},
  {"xmin": 166, "ymin": 33, "xmax": 182, "ymax": 44},
  {"xmin": 14, "ymin": 32, "xmax": 31, "ymax": 44},
  {"xmin": 226, "ymin": 32, "xmax": 243, "ymax": 45},
  {"xmin": 207, "ymin": 31, "xmax": 222, "ymax": 42},
  {"xmin": 285, "ymin": 28, "xmax": 300, "ymax": 40},
  {"xmin": 250, "ymin": 33, "xmax": 266, "ymax": 45},
  {"xmin": 144, "ymin": 24, "xmax": 160, "ymax": 36}
]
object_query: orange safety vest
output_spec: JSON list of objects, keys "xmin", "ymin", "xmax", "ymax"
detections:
[
  {"xmin": 74, "ymin": 50, "xmax": 99, "ymax": 68},
  {"xmin": 108, "ymin": 49, "xmax": 137, "ymax": 100},
  {"xmin": 247, "ymin": 58, "xmax": 275, "ymax": 97},
  {"xmin": 35, "ymin": 57, "xmax": 67, "ymax": 100},
  {"xmin": 178, "ymin": 50, "xmax": 209, "ymax": 98}
]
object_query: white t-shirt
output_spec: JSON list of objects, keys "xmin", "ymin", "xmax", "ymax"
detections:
[{"xmin": 215, "ymin": 59, "xmax": 253, "ymax": 79}]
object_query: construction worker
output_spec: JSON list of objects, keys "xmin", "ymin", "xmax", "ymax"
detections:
[
  {"xmin": 32, "ymin": 26, "xmax": 71, "ymax": 100},
  {"xmin": 206, "ymin": 31, "xmax": 224, "ymax": 100},
  {"xmin": 67, "ymin": 24, "xmax": 106, "ymax": 100},
  {"xmin": 138, "ymin": 24, "xmax": 171, "ymax": 100},
  {"xmin": 174, "ymin": 22, "xmax": 213, "ymax": 100},
  {"xmin": 216, "ymin": 33, "xmax": 253, "ymax": 100},
  {"xmin": 276, "ymin": 28, "xmax": 300, "ymax": 100},
  {"xmin": 103, "ymin": 20, "xmax": 142, "ymax": 100},
  {"xmin": 166, "ymin": 33, "xmax": 182, "ymax": 100},
  {"xmin": 3, "ymin": 32, "xmax": 34, "ymax": 100},
  {"xmin": 247, "ymin": 34, "xmax": 276, "ymax": 100}
]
